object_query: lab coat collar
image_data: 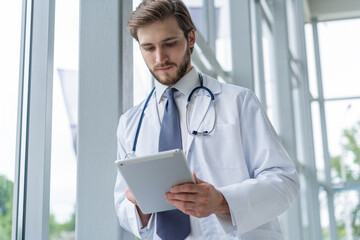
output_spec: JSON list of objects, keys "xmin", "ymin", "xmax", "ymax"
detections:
[{"xmin": 201, "ymin": 73, "xmax": 221, "ymax": 95}]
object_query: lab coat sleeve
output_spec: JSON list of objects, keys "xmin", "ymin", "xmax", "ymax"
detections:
[
  {"xmin": 218, "ymin": 90, "xmax": 299, "ymax": 236},
  {"xmin": 114, "ymin": 116, "xmax": 154, "ymax": 239}
]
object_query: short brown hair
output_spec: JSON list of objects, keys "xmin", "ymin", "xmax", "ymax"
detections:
[{"xmin": 127, "ymin": 0, "xmax": 196, "ymax": 41}]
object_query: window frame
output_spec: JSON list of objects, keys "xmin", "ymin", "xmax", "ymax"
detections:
[
  {"xmin": 311, "ymin": 17, "xmax": 360, "ymax": 240},
  {"xmin": 12, "ymin": 0, "xmax": 56, "ymax": 239}
]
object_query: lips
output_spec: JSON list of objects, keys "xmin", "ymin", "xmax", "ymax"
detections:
[{"xmin": 157, "ymin": 66, "xmax": 173, "ymax": 71}]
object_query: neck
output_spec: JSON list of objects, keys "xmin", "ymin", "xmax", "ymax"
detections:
[{"xmin": 167, "ymin": 65, "xmax": 193, "ymax": 87}]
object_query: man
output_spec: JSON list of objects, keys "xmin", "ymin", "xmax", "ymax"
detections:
[{"xmin": 114, "ymin": 0, "xmax": 299, "ymax": 239}]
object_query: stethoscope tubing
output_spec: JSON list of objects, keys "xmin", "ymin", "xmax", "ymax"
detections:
[{"xmin": 127, "ymin": 72, "xmax": 215, "ymax": 159}]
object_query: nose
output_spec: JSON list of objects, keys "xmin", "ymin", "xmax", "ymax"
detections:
[{"xmin": 155, "ymin": 47, "xmax": 168, "ymax": 64}]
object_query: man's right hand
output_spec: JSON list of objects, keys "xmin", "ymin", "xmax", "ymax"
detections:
[{"xmin": 125, "ymin": 188, "xmax": 151, "ymax": 227}]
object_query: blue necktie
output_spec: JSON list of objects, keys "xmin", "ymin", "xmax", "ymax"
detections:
[{"xmin": 157, "ymin": 88, "xmax": 190, "ymax": 240}]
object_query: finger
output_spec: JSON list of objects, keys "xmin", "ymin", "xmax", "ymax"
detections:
[
  {"xmin": 170, "ymin": 183, "xmax": 202, "ymax": 193},
  {"xmin": 166, "ymin": 192, "xmax": 197, "ymax": 202},
  {"xmin": 182, "ymin": 209, "xmax": 198, "ymax": 217},
  {"xmin": 193, "ymin": 172, "xmax": 205, "ymax": 184},
  {"xmin": 183, "ymin": 209, "xmax": 209, "ymax": 218},
  {"xmin": 166, "ymin": 199, "xmax": 198, "ymax": 211},
  {"xmin": 166, "ymin": 192, "xmax": 210, "ymax": 204},
  {"xmin": 125, "ymin": 188, "xmax": 137, "ymax": 205}
]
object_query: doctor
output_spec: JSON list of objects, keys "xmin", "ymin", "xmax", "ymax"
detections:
[{"xmin": 114, "ymin": 0, "xmax": 299, "ymax": 239}]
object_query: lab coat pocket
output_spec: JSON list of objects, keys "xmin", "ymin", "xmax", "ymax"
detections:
[{"xmin": 201, "ymin": 123, "xmax": 245, "ymax": 169}]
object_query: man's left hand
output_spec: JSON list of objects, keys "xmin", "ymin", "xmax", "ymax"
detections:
[{"xmin": 165, "ymin": 173, "xmax": 230, "ymax": 218}]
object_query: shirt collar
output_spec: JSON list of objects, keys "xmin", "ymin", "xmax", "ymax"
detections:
[{"xmin": 155, "ymin": 67, "xmax": 199, "ymax": 103}]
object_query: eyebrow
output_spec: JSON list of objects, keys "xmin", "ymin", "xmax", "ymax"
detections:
[{"xmin": 140, "ymin": 36, "xmax": 181, "ymax": 47}]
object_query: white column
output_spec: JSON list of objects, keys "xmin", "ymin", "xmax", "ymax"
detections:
[
  {"xmin": 77, "ymin": 0, "xmax": 133, "ymax": 239},
  {"xmin": 272, "ymin": 1, "xmax": 302, "ymax": 239},
  {"xmin": 229, "ymin": 0, "xmax": 255, "ymax": 90}
]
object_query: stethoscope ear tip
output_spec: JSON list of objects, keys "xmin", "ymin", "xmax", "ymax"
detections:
[{"xmin": 192, "ymin": 131, "xmax": 198, "ymax": 135}]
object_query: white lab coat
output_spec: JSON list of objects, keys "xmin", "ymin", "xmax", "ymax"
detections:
[{"xmin": 114, "ymin": 74, "xmax": 299, "ymax": 239}]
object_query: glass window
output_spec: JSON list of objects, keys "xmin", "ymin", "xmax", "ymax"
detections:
[
  {"xmin": 318, "ymin": 19, "xmax": 360, "ymax": 99},
  {"xmin": 306, "ymin": 18, "xmax": 360, "ymax": 240},
  {"xmin": 304, "ymin": 24, "xmax": 318, "ymax": 99},
  {"xmin": 311, "ymin": 101, "xmax": 326, "ymax": 182},
  {"xmin": 286, "ymin": 0, "xmax": 298, "ymax": 60},
  {"xmin": 215, "ymin": 0, "xmax": 232, "ymax": 72},
  {"xmin": 49, "ymin": 0, "xmax": 79, "ymax": 238},
  {"xmin": 262, "ymin": 16, "xmax": 277, "ymax": 127},
  {"xmin": 183, "ymin": 0, "xmax": 204, "ymax": 35},
  {"xmin": 319, "ymin": 187, "xmax": 330, "ymax": 240},
  {"xmin": 0, "ymin": 1, "xmax": 22, "ymax": 239},
  {"xmin": 325, "ymin": 100, "xmax": 360, "ymax": 184},
  {"xmin": 334, "ymin": 190, "xmax": 360, "ymax": 239}
]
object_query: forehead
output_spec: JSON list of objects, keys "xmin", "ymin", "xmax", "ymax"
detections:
[{"xmin": 137, "ymin": 16, "xmax": 184, "ymax": 44}]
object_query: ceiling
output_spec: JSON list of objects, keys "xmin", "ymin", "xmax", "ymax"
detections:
[{"xmin": 303, "ymin": 0, "xmax": 360, "ymax": 22}]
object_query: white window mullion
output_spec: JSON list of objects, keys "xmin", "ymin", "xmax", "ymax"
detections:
[
  {"xmin": 272, "ymin": 1, "xmax": 303, "ymax": 239},
  {"xmin": 12, "ymin": 0, "xmax": 33, "ymax": 238},
  {"xmin": 312, "ymin": 18, "xmax": 338, "ymax": 240},
  {"xmin": 291, "ymin": 0, "xmax": 323, "ymax": 239},
  {"xmin": 13, "ymin": 0, "xmax": 56, "ymax": 238}
]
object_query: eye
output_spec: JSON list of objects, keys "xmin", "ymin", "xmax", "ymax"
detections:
[
  {"xmin": 144, "ymin": 47, "xmax": 155, "ymax": 51},
  {"xmin": 166, "ymin": 41, "xmax": 177, "ymax": 47},
  {"xmin": 142, "ymin": 45, "xmax": 155, "ymax": 52}
]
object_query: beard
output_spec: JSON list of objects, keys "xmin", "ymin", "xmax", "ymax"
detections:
[{"xmin": 149, "ymin": 46, "xmax": 191, "ymax": 86}]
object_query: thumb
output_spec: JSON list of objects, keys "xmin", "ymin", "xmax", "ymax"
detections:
[{"xmin": 193, "ymin": 172, "xmax": 205, "ymax": 184}]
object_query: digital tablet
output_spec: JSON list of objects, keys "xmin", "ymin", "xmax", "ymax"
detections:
[{"xmin": 115, "ymin": 149, "xmax": 195, "ymax": 214}]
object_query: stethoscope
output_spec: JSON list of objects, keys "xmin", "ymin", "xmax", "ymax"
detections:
[{"xmin": 125, "ymin": 73, "xmax": 216, "ymax": 159}]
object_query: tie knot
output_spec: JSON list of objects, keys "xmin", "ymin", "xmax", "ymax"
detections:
[{"xmin": 165, "ymin": 88, "xmax": 177, "ymax": 99}]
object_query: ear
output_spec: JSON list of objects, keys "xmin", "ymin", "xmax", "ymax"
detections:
[{"xmin": 187, "ymin": 29, "xmax": 196, "ymax": 49}]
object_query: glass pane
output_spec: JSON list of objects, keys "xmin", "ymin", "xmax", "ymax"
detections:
[
  {"xmin": 334, "ymin": 190, "xmax": 360, "ymax": 239},
  {"xmin": 0, "ymin": 1, "xmax": 22, "ymax": 239},
  {"xmin": 262, "ymin": 16, "xmax": 277, "ymax": 129},
  {"xmin": 286, "ymin": 0, "xmax": 298, "ymax": 60},
  {"xmin": 311, "ymin": 101, "xmax": 326, "ymax": 182},
  {"xmin": 215, "ymin": 0, "xmax": 231, "ymax": 72},
  {"xmin": 50, "ymin": 0, "xmax": 79, "ymax": 238},
  {"xmin": 319, "ymin": 187, "xmax": 330, "ymax": 240},
  {"xmin": 304, "ymin": 24, "xmax": 318, "ymax": 99},
  {"xmin": 325, "ymin": 99, "xmax": 360, "ymax": 183},
  {"xmin": 183, "ymin": 0, "xmax": 204, "ymax": 36},
  {"xmin": 318, "ymin": 19, "xmax": 360, "ymax": 99}
]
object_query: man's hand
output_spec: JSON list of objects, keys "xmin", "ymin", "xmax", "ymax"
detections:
[
  {"xmin": 125, "ymin": 188, "xmax": 138, "ymax": 205},
  {"xmin": 165, "ymin": 173, "xmax": 230, "ymax": 218},
  {"xmin": 126, "ymin": 188, "xmax": 151, "ymax": 227}
]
